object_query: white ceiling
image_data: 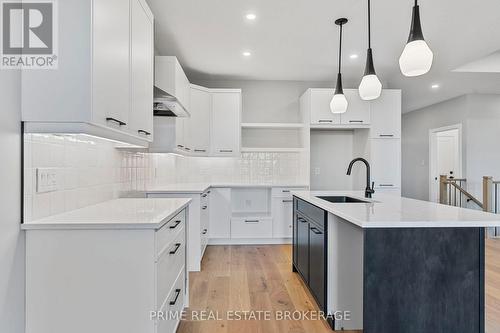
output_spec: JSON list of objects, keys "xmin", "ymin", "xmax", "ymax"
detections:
[{"xmin": 147, "ymin": 0, "xmax": 500, "ymax": 112}]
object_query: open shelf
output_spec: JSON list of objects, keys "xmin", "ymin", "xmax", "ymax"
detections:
[{"xmin": 241, "ymin": 122, "xmax": 305, "ymax": 129}]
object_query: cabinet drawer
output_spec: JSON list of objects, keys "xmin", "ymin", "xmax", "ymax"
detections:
[
  {"xmin": 231, "ymin": 217, "xmax": 272, "ymax": 238},
  {"xmin": 156, "ymin": 210, "xmax": 185, "ymax": 255},
  {"xmin": 156, "ymin": 230, "xmax": 185, "ymax": 309},
  {"xmin": 296, "ymin": 199, "xmax": 325, "ymax": 226},
  {"xmin": 272, "ymin": 187, "xmax": 306, "ymax": 198},
  {"xmin": 157, "ymin": 269, "xmax": 185, "ymax": 333}
]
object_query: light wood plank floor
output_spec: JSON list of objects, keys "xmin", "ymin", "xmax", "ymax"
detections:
[{"xmin": 178, "ymin": 241, "xmax": 500, "ymax": 333}]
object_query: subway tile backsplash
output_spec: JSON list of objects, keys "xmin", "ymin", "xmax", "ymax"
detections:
[{"xmin": 24, "ymin": 134, "xmax": 306, "ymax": 221}]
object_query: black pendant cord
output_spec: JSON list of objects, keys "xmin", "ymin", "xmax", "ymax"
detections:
[
  {"xmin": 338, "ymin": 24, "xmax": 343, "ymax": 74},
  {"xmin": 368, "ymin": 0, "xmax": 371, "ymax": 49}
]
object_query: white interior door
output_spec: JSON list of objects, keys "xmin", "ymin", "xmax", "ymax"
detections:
[{"xmin": 429, "ymin": 126, "xmax": 462, "ymax": 202}]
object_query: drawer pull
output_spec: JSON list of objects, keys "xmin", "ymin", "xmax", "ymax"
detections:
[
  {"xmin": 379, "ymin": 134, "xmax": 394, "ymax": 137},
  {"xmin": 169, "ymin": 288, "xmax": 181, "ymax": 306},
  {"xmin": 244, "ymin": 219, "xmax": 259, "ymax": 223},
  {"xmin": 169, "ymin": 243, "xmax": 181, "ymax": 255},
  {"xmin": 202, "ymin": 194, "xmax": 208, "ymax": 198},
  {"xmin": 318, "ymin": 119, "xmax": 333, "ymax": 123},
  {"xmin": 202, "ymin": 205, "xmax": 208, "ymax": 210},
  {"xmin": 219, "ymin": 149, "xmax": 233, "ymax": 153},
  {"xmin": 137, "ymin": 129, "xmax": 151, "ymax": 136},
  {"xmin": 298, "ymin": 217, "xmax": 307, "ymax": 223},
  {"xmin": 106, "ymin": 117, "xmax": 126, "ymax": 126},
  {"xmin": 379, "ymin": 184, "xmax": 394, "ymax": 187},
  {"xmin": 202, "ymin": 229, "xmax": 208, "ymax": 235},
  {"xmin": 169, "ymin": 220, "xmax": 181, "ymax": 229},
  {"xmin": 349, "ymin": 120, "xmax": 363, "ymax": 123},
  {"xmin": 282, "ymin": 190, "xmax": 291, "ymax": 193},
  {"xmin": 282, "ymin": 199, "xmax": 293, "ymax": 203},
  {"xmin": 194, "ymin": 149, "xmax": 206, "ymax": 152},
  {"xmin": 310, "ymin": 226, "xmax": 323, "ymax": 235},
  {"xmin": 207, "ymin": 190, "xmax": 211, "ymax": 194},
  {"xmin": 184, "ymin": 147, "xmax": 191, "ymax": 151},
  {"xmin": 177, "ymin": 145, "xmax": 184, "ymax": 148}
]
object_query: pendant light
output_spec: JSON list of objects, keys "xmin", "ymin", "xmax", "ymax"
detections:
[
  {"xmin": 330, "ymin": 18, "xmax": 348, "ymax": 114},
  {"xmin": 358, "ymin": 0, "xmax": 382, "ymax": 100},
  {"xmin": 399, "ymin": 0, "xmax": 433, "ymax": 77}
]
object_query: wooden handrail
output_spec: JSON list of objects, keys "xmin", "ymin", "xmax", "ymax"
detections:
[{"xmin": 447, "ymin": 181, "xmax": 483, "ymax": 209}]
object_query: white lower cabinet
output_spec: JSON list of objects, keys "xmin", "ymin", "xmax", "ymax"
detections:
[
  {"xmin": 25, "ymin": 208, "xmax": 187, "ymax": 333},
  {"xmin": 209, "ymin": 188, "xmax": 232, "ymax": 238},
  {"xmin": 231, "ymin": 216, "xmax": 273, "ymax": 238},
  {"xmin": 272, "ymin": 198, "xmax": 294, "ymax": 238}
]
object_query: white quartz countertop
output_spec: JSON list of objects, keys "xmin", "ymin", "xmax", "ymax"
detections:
[
  {"xmin": 145, "ymin": 182, "xmax": 309, "ymax": 194},
  {"xmin": 292, "ymin": 190, "xmax": 500, "ymax": 228},
  {"xmin": 21, "ymin": 198, "xmax": 191, "ymax": 230}
]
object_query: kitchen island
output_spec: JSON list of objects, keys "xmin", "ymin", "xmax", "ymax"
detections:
[{"xmin": 291, "ymin": 191, "xmax": 500, "ymax": 333}]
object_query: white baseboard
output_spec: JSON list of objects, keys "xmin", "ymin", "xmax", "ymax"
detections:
[{"xmin": 208, "ymin": 238, "xmax": 292, "ymax": 245}]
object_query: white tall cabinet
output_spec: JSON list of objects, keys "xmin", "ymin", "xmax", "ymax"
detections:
[
  {"xmin": 22, "ymin": 0, "xmax": 154, "ymax": 146},
  {"xmin": 210, "ymin": 90, "xmax": 242, "ymax": 156}
]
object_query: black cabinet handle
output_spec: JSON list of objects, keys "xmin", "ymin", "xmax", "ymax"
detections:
[
  {"xmin": 298, "ymin": 217, "xmax": 307, "ymax": 223},
  {"xmin": 245, "ymin": 219, "xmax": 259, "ymax": 223},
  {"xmin": 106, "ymin": 117, "xmax": 126, "ymax": 126},
  {"xmin": 138, "ymin": 129, "xmax": 151, "ymax": 136},
  {"xmin": 282, "ymin": 190, "xmax": 291, "ymax": 193},
  {"xmin": 349, "ymin": 120, "xmax": 363, "ymax": 123},
  {"xmin": 282, "ymin": 199, "xmax": 293, "ymax": 203},
  {"xmin": 194, "ymin": 149, "xmax": 206, "ymax": 152},
  {"xmin": 177, "ymin": 145, "xmax": 184, "ymax": 148},
  {"xmin": 202, "ymin": 194, "xmax": 207, "ymax": 198},
  {"xmin": 202, "ymin": 205, "xmax": 208, "ymax": 210},
  {"xmin": 318, "ymin": 119, "xmax": 333, "ymax": 123},
  {"xmin": 379, "ymin": 134, "xmax": 394, "ymax": 137},
  {"xmin": 169, "ymin": 220, "xmax": 181, "ymax": 229},
  {"xmin": 169, "ymin": 288, "xmax": 181, "ymax": 305},
  {"xmin": 207, "ymin": 191, "xmax": 211, "ymax": 194},
  {"xmin": 169, "ymin": 243, "xmax": 181, "ymax": 255},
  {"xmin": 202, "ymin": 229, "xmax": 208, "ymax": 235},
  {"xmin": 219, "ymin": 149, "xmax": 233, "ymax": 153},
  {"xmin": 379, "ymin": 184, "xmax": 394, "ymax": 187},
  {"xmin": 184, "ymin": 147, "xmax": 191, "ymax": 151},
  {"xmin": 310, "ymin": 226, "xmax": 323, "ymax": 235}
]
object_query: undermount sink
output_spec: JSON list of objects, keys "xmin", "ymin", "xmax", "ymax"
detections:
[{"xmin": 316, "ymin": 196, "xmax": 370, "ymax": 203}]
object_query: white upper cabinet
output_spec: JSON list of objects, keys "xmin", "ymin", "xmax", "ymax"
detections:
[
  {"xmin": 309, "ymin": 89, "xmax": 341, "ymax": 125},
  {"xmin": 187, "ymin": 85, "xmax": 211, "ymax": 155},
  {"xmin": 21, "ymin": 0, "xmax": 154, "ymax": 146},
  {"xmin": 92, "ymin": 0, "xmax": 130, "ymax": 130},
  {"xmin": 370, "ymin": 138, "xmax": 401, "ymax": 189},
  {"xmin": 210, "ymin": 90, "xmax": 242, "ymax": 156},
  {"xmin": 130, "ymin": 0, "xmax": 154, "ymax": 140},
  {"xmin": 154, "ymin": 56, "xmax": 190, "ymax": 111},
  {"xmin": 341, "ymin": 90, "xmax": 371, "ymax": 125},
  {"xmin": 370, "ymin": 90, "xmax": 402, "ymax": 138}
]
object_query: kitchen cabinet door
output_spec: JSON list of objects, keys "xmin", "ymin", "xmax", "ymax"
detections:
[
  {"xmin": 209, "ymin": 188, "xmax": 231, "ymax": 238},
  {"xmin": 210, "ymin": 91, "xmax": 241, "ymax": 156},
  {"xmin": 371, "ymin": 138, "xmax": 401, "ymax": 189},
  {"xmin": 370, "ymin": 90, "xmax": 401, "ymax": 138},
  {"xmin": 130, "ymin": 0, "xmax": 154, "ymax": 141},
  {"xmin": 92, "ymin": 0, "xmax": 130, "ymax": 130},
  {"xmin": 308, "ymin": 221, "xmax": 326, "ymax": 311},
  {"xmin": 310, "ymin": 89, "xmax": 341, "ymax": 125},
  {"xmin": 188, "ymin": 86, "xmax": 211, "ymax": 155},
  {"xmin": 341, "ymin": 89, "xmax": 371, "ymax": 125},
  {"xmin": 272, "ymin": 198, "xmax": 293, "ymax": 238},
  {"xmin": 296, "ymin": 216, "xmax": 310, "ymax": 282}
]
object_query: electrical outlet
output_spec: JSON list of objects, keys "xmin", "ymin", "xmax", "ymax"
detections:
[
  {"xmin": 314, "ymin": 167, "xmax": 321, "ymax": 175},
  {"xmin": 36, "ymin": 168, "xmax": 59, "ymax": 193}
]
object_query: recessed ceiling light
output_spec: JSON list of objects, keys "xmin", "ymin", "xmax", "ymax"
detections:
[
  {"xmin": 431, "ymin": 84, "xmax": 440, "ymax": 89},
  {"xmin": 246, "ymin": 13, "xmax": 257, "ymax": 20},
  {"xmin": 350, "ymin": 54, "xmax": 359, "ymax": 59},
  {"xmin": 243, "ymin": 51, "xmax": 251, "ymax": 57}
]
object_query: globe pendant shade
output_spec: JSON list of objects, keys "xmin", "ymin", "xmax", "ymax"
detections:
[
  {"xmin": 359, "ymin": 74, "xmax": 382, "ymax": 101},
  {"xmin": 330, "ymin": 93, "xmax": 348, "ymax": 114},
  {"xmin": 399, "ymin": 39, "xmax": 433, "ymax": 77}
]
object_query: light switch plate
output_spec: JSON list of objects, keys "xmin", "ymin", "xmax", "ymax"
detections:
[{"xmin": 36, "ymin": 168, "xmax": 59, "ymax": 193}]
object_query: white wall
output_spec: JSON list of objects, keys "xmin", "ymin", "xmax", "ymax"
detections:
[
  {"xmin": 402, "ymin": 94, "xmax": 500, "ymax": 202},
  {"xmin": 0, "ymin": 71, "xmax": 24, "ymax": 332}
]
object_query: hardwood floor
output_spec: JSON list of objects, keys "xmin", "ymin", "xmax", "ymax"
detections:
[{"xmin": 178, "ymin": 241, "xmax": 500, "ymax": 333}]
